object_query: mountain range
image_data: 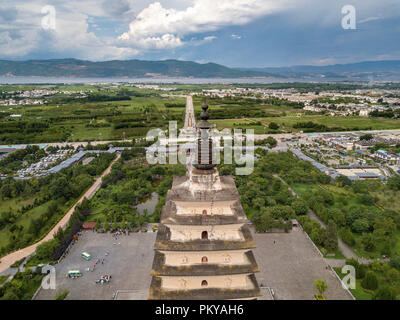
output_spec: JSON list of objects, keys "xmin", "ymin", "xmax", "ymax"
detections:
[
  {"xmin": 0, "ymin": 59, "xmax": 273, "ymax": 78},
  {"xmin": 239, "ymin": 60, "xmax": 400, "ymax": 80},
  {"xmin": 0, "ymin": 58, "xmax": 399, "ymax": 80}
]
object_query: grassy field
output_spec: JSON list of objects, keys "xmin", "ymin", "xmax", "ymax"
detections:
[
  {"xmin": 213, "ymin": 115, "xmax": 400, "ymax": 133},
  {"xmin": 0, "ymin": 197, "xmax": 35, "ymax": 213},
  {"xmin": 0, "ymin": 200, "xmax": 66, "ymax": 249},
  {"xmin": 371, "ymin": 188, "xmax": 400, "ymax": 212}
]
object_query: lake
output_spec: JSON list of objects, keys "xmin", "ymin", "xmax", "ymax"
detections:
[
  {"xmin": 136, "ymin": 192, "xmax": 159, "ymax": 216},
  {"xmin": 0, "ymin": 76, "xmax": 351, "ymax": 85}
]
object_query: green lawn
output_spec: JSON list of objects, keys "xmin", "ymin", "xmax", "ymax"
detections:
[
  {"xmin": 0, "ymin": 197, "xmax": 35, "ymax": 213},
  {"xmin": 0, "ymin": 200, "xmax": 57, "ymax": 248},
  {"xmin": 323, "ymin": 248, "xmax": 346, "ymax": 260}
]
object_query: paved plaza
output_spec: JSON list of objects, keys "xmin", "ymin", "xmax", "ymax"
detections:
[
  {"xmin": 35, "ymin": 226, "xmax": 351, "ymax": 300},
  {"xmin": 253, "ymin": 227, "xmax": 352, "ymax": 300},
  {"xmin": 35, "ymin": 231, "xmax": 156, "ymax": 300}
]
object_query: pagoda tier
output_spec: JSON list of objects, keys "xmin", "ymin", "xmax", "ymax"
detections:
[
  {"xmin": 151, "ymin": 250, "xmax": 259, "ymax": 276},
  {"xmin": 154, "ymin": 223, "xmax": 256, "ymax": 251},
  {"xmin": 149, "ymin": 274, "xmax": 260, "ymax": 300},
  {"xmin": 168, "ymin": 168, "xmax": 241, "ymax": 202}
]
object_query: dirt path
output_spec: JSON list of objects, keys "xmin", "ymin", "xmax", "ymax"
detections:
[{"xmin": 0, "ymin": 154, "xmax": 120, "ymax": 274}]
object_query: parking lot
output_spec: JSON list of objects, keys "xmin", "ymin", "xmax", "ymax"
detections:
[{"xmin": 35, "ymin": 227, "xmax": 351, "ymax": 300}]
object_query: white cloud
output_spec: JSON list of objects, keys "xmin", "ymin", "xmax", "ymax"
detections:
[
  {"xmin": 1, "ymin": 0, "xmax": 400, "ymax": 61},
  {"xmin": 358, "ymin": 16, "xmax": 384, "ymax": 24},
  {"xmin": 204, "ymin": 36, "xmax": 217, "ymax": 41},
  {"xmin": 119, "ymin": 32, "xmax": 183, "ymax": 49},
  {"xmin": 118, "ymin": 0, "xmax": 292, "ymax": 49},
  {"xmin": 0, "ymin": 1, "xmax": 139, "ymax": 60}
]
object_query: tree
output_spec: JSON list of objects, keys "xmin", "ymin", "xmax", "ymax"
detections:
[
  {"xmin": 261, "ymin": 213, "xmax": 275, "ymax": 232},
  {"xmin": 352, "ymin": 219, "xmax": 370, "ymax": 233},
  {"xmin": 121, "ymin": 221, "xmax": 127, "ymax": 230},
  {"xmin": 324, "ymin": 220, "xmax": 338, "ymax": 252},
  {"xmin": 310, "ymin": 228, "xmax": 325, "ymax": 246},
  {"xmin": 252, "ymin": 197, "xmax": 265, "ymax": 210},
  {"xmin": 362, "ymin": 271, "xmax": 378, "ymax": 290},
  {"xmin": 315, "ymin": 279, "xmax": 328, "ymax": 295},
  {"xmin": 35, "ymin": 239, "xmax": 60, "ymax": 261},
  {"xmin": 360, "ymin": 134, "xmax": 373, "ymax": 141},
  {"xmin": 357, "ymin": 194, "xmax": 375, "ymax": 206},
  {"xmin": 291, "ymin": 199, "xmax": 308, "ymax": 216},
  {"xmin": 390, "ymin": 255, "xmax": 400, "ymax": 271},
  {"xmin": 331, "ymin": 209, "xmax": 346, "ymax": 227},
  {"xmin": 268, "ymin": 122, "xmax": 279, "ymax": 130},
  {"xmin": 335, "ymin": 175, "xmax": 352, "ymax": 187},
  {"xmin": 374, "ymin": 217, "xmax": 396, "ymax": 236},
  {"xmin": 387, "ymin": 268, "xmax": 400, "ymax": 284},
  {"xmin": 49, "ymin": 176, "xmax": 73, "ymax": 200},
  {"xmin": 265, "ymin": 137, "xmax": 277, "ymax": 148},
  {"xmin": 387, "ymin": 176, "xmax": 400, "ymax": 191},
  {"xmin": 361, "ymin": 233, "xmax": 375, "ymax": 252},
  {"xmin": 374, "ymin": 286, "xmax": 397, "ymax": 300},
  {"xmin": 341, "ymin": 228, "xmax": 355, "ymax": 246}
]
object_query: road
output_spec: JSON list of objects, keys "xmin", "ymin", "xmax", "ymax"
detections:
[
  {"xmin": 0, "ymin": 154, "xmax": 120, "ymax": 274},
  {"xmin": 0, "ymin": 139, "xmax": 134, "ymax": 150}
]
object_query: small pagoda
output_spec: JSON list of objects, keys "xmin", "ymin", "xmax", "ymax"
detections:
[{"xmin": 148, "ymin": 101, "xmax": 261, "ymax": 300}]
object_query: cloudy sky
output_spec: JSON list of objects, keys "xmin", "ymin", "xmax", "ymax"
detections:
[{"xmin": 1, "ymin": 0, "xmax": 400, "ymax": 67}]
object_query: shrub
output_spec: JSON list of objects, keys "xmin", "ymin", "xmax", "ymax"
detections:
[
  {"xmin": 55, "ymin": 290, "xmax": 69, "ymax": 300},
  {"xmin": 104, "ymin": 222, "xmax": 109, "ymax": 231},
  {"xmin": 315, "ymin": 279, "xmax": 328, "ymax": 294},
  {"xmin": 345, "ymin": 258, "xmax": 365, "ymax": 279},
  {"xmin": 362, "ymin": 271, "xmax": 378, "ymax": 291}
]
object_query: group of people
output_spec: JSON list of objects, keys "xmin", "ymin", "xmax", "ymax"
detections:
[
  {"xmin": 112, "ymin": 229, "xmax": 129, "ymax": 240},
  {"xmin": 96, "ymin": 274, "xmax": 112, "ymax": 284},
  {"xmin": 87, "ymin": 254, "xmax": 107, "ymax": 272}
]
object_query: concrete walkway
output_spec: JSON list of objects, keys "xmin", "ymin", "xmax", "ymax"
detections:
[
  {"xmin": 324, "ymin": 259, "xmax": 347, "ymax": 268},
  {"xmin": 0, "ymin": 154, "xmax": 120, "ymax": 274}
]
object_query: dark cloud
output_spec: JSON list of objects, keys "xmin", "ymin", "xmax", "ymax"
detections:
[
  {"xmin": 102, "ymin": 0, "xmax": 130, "ymax": 17},
  {"xmin": 0, "ymin": 7, "xmax": 18, "ymax": 22}
]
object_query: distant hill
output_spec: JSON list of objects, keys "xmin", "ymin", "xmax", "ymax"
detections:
[
  {"xmin": 0, "ymin": 59, "xmax": 277, "ymax": 78},
  {"xmin": 239, "ymin": 60, "xmax": 400, "ymax": 80},
  {"xmin": 1, "ymin": 58, "xmax": 399, "ymax": 80}
]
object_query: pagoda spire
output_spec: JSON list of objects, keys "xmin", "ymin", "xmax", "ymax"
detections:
[{"xmin": 193, "ymin": 99, "xmax": 216, "ymax": 170}]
